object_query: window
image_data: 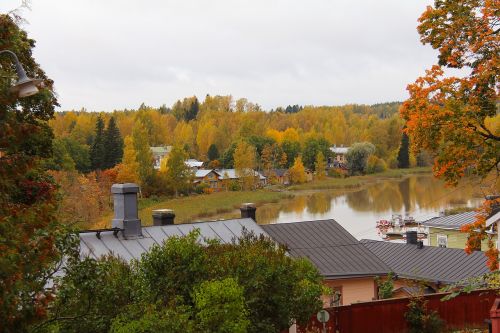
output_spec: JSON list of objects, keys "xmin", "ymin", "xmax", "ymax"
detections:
[{"xmin": 437, "ymin": 234, "xmax": 447, "ymax": 248}]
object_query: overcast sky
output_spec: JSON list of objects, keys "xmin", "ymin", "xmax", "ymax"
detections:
[{"xmin": 1, "ymin": 0, "xmax": 438, "ymax": 111}]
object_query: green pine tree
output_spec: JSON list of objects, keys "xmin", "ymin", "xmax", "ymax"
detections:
[
  {"xmin": 207, "ymin": 144, "xmax": 219, "ymax": 161},
  {"xmin": 104, "ymin": 117, "xmax": 124, "ymax": 169},
  {"xmin": 397, "ymin": 131, "xmax": 410, "ymax": 169},
  {"xmin": 90, "ymin": 116, "xmax": 106, "ymax": 170}
]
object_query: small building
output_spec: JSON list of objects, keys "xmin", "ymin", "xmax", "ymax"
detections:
[
  {"xmin": 216, "ymin": 168, "xmax": 267, "ymax": 188},
  {"xmin": 268, "ymin": 169, "xmax": 290, "ymax": 185},
  {"xmin": 422, "ymin": 211, "xmax": 496, "ymax": 251},
  {"xmin": 194, "ymin": 169, "xmax": 221, "ymax": 191},
  {"xmin": 150, "ymin": 146, "xmax": 172, "ymax": 169},
  {"xmin": 329, "ymin": 145, "xmax": 349, "ymax": 165}
]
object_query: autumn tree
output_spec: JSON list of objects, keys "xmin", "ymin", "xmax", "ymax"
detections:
[
  {"xmin": 400, "ymin": 0, "xmax": 499, "ymax": 185},
  {"xmin": 234, "ymin": 141, "xmax": 257, "ymax": 190},
  {"xmin": 0, "ymin": 14, "xmax": 77, "ymax": 331},
  {"xmin": 302, "ymin": 138, "xmax": 330, "ymax": 171},
  {"xmin": 289, "ymin": 156, "xmax": 307, "ymax": 184},
  {"xmin": 161, "ymin": 145, "xmax": 193, "ymax": 196},
  {"xmin": 172, "ymin": 96, "xmax": 200, "ymax": 122},
  {"xmin": 401, "ymin": 0, "xmax": 500, "ymax": 270},
  {"xmin": 346, "ymin": 142, "xmax": 376, "ymax": 175},
  {"xmin": 116, "ymin": 136, "xmax": 140, "ymax": 184},
  {"xmin": 132, "ymin": 122, "xmax": 154, "ymax": 190},
  {"xmin": 281, "ymin": 140, "xmax": 301, "ymax": 168},
  {"xmin": 314, "ymin": 152, "xmax": 327, "ymax": 180}
]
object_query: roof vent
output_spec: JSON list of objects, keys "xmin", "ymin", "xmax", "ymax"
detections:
[{"xmin": 111, "ymin": 183, "xmax": 142, "ymax": 238}]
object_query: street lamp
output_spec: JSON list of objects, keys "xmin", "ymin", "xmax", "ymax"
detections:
[{"xmin": 0, "ymin": 49, "xmax": 43, "ymax": 98}]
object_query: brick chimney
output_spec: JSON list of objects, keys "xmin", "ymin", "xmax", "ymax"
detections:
[
  {"xmin": 240, "ymin": 203, "xmax": 256, "ymax": 221},
  {"xmin": 152, "ymin": 209, "xmax": 175, "ymax": 226},
  {"xmin": 111, "ymin": 183, "xmax": 142, "ymax": 238}
]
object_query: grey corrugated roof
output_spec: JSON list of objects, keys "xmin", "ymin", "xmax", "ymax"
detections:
[
  {"xmin": 80, "ymin": 218, "xmax": 265, "ymax": 262},
  {"xmin": 261, "ymin": 220, "xmax": 390, "ymax": 279},
  {"xmin": 360, "ymin": 240, "xmax": 489, "ymax": 284},
  {"xmin": 422, "ymin": 211, "xmax": 477, "ymax": 230},
  {"xmin": 486, "ymin": 211, "xmax": 500, "ymax": 227}
]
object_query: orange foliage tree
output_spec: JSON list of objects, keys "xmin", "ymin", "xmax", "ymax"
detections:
[{"xmin": 401, "ymin": 0, "xmax": 499, "ymax": 269}]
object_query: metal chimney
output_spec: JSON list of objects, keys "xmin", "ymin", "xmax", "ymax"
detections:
[
  {"xmin": 240, "ymin": 203, "xmax": 257, "ymax": 221},
  {"xmin": 111, "ymin": 183, "xmax": 142, "ymax": 238},
  {"xmin": 406, "ymin": 231, "xmax": 418, "ymax": 245},
  {"xmin": 152, "ymin": 209, "xmax": 175, "ymax": 226}
]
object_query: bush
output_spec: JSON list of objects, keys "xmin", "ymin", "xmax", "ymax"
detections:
[
  {"xmin": 327, "ymin": 168, "xmax": 344, "ymax": 178},
  {"xmin": 195, "ymin": 183, "xmax": 210, "ymax": 194},
  {"xmin": 404, "ymin": 297, "xmax": 444, "ymax": 333},
  {"xmin": 366, "ymin": 156, "xmax": 388, "ymax": 174}
]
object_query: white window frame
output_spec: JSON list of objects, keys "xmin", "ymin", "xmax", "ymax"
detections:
[{"xmin": 437, "ymin": 234, "xmax": 448, "ymax": 248}]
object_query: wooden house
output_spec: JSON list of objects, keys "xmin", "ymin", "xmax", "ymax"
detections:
[{"xmin": 422, "ymin": 211, "xmax": 496, "ymax": 251}]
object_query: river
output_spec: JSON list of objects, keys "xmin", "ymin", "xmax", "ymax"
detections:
[{"xmin": 255, "ymin": 175, "xmax": 485, "ymax": 241}]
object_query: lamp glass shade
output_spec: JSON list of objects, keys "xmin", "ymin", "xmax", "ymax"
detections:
[{"xmin": 10, "ymin": 78, "xmax": 42, "ymax": 98}]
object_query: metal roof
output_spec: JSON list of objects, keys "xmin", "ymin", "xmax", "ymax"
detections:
[
  {"xmin": 80, "ymin": 218, "xmax": 266, "ymax": 262},
  {"xmin": 486, "ymin": 211, "xmax": 500, "ymax": 227},
  {"xmin": 421, "ymin": 211, "xmax": 477, "ymax": 230},
  {"xmin": 330, "ymin": 147, "xmax": 349, "ymax": 154},
  {"xmin": 261, "ymin": 220, "xmax": 390, "ymax": 279},
  {"xmin": 215, "ymin": 169, "xmax": 266, "ymax": 180},
  {"xmin": 194, "ymin": 169, "xmax": 215, "ymax": 178},
  {"xmin": 150, "ymin": 146, "xmax": 172, "ymax": 156},
  {"xmin": 186, "ymin": 159, "xmax": 204, "ymax": 167},
  {"xmin": 361, "ymin": 240, "xmax": 489, "ymax": 284}
]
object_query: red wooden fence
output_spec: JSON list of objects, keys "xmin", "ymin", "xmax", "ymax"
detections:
[{"xmin": 298, "ymin": 290, "xmax": 497, "ymax": 333}]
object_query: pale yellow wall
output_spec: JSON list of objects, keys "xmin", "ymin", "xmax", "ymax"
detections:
[{"xmin": 323, "ymin": 277, "xmax": 376, "ymax": 306}]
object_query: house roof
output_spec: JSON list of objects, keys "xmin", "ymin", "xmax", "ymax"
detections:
[
  {"xmin": 421, "ymin": 211, "xmax": 477, "ymax": 230},
  {"xmin": 330, "ymin": 146, "xmax": 349, "ymax": 154},
  {"xmin": 360, "ymin": 240, "xmax": 489, "ymax": 284},
  {"xmin": 486, "ymin": 211, "xmax": 500, "ymax": 227},
  {"xmin": 186, "ymin": 159, "xmax": 204, "ymax": 168},
  {"xmin": 195, "ymin": 169, "xmax": 215, "ymax": 178},
  {"xmin": 271, "ymin": 169, "xmax": 288, "ymax": 177},
  {"xmin": 216, "ymin": 169, "xmax": 266, "ymax": 180},
  {"xmin": 80, "ymin": 218, "xmax": 265, "ymax": 262},
  {"xmin": 261, "ymin": 220, "xmax": 390, "ymax": 279},
  {"xmin": 150, "ymin": 146, "xmax": 172, "ymax": 156}
]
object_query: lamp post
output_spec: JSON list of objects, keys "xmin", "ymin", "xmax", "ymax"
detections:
[{"xmin": 0, "ymin": 49, "xmax": 43, "ymax": 98}]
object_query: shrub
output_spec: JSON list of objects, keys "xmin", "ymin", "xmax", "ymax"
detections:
[{"xmin": 404, "ymin": 297, "xmax": 444, "ymax": 333}]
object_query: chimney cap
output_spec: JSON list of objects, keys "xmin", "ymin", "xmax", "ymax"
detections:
[
  {"xmin": 241, "ymin": 203, "xmax": 256, "ymax": 209},
  {"xmin": 111, "ymin": 183, "xmax": 140, "ymax": 194},
  {"xmin": 152, "ymin": 209, "xmax": 175, "ymax": 217}
]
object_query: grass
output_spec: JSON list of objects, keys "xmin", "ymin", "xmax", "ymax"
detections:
[{"xmin": 95, "ymin": 190, "xmax": 293, "ymax": 228}]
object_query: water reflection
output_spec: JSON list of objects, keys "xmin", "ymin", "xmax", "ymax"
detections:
[{"xmin": 256, "ymin": 175, "xmax": 484, "ymax": 240}]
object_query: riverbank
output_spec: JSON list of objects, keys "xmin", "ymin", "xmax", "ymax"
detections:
[
  {"xmin": 94, "ymin": 190, "xmax": 293, "ymax": 228},
  {"xmin": 288, "ymin": 167, "xmax": 432, "ymax": 191},
  {"xmin": 92, "ymin": 167, "xmax": 432, "ymax": 228}
]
